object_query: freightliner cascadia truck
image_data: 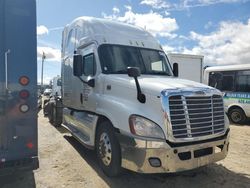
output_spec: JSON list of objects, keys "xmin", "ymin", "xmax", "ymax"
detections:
[
  {"xmin": 0, "ymin": 0, "xmax": 38, "ymax": 174},
  {"xmin": 55, "ymin": 17, "xmax": 230, "ymax": 176}
]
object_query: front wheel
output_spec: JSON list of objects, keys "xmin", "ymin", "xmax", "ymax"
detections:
[
  {"xmin": 96, "ymin": 121, "xmax": 121, "ymax": 177},
  {"xmin": 228, "ymin": 108, "xmax": 246, "ymax": 124}
]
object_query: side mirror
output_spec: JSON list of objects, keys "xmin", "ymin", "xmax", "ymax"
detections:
[
  {"xmin": 173, "ymin": 63, "xmax": 178, "ymax": 77},
  {"xmin": 214, "ymin": 72, "xmax": 223, "ymax": 81},
  {"xmin": 73, "ymin": 54, "xmax": 83, "ymax": 77},
  {"xmin": 87, "ymin": 79, "xmax": 95, "ymax": 87},
  {"xmin": 127, "ymin": 67, "xmax": 141, "ymax": 77},
  {"xmin": 127, "ymin": 67, "xmax": 145, "ymax": 103},
  {"xmin": 57, "ymin": 79, "xmax": 62, "ymax": 86}
]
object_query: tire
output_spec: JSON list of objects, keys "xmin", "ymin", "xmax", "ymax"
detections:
[
  {"xmin": 48, "ymin": 103, "xmax": 54, "ymax": 124},
  {"xmin": 95, "ymin": 121, "xmax": 121, "ymax": 177},
  {"xmin": 228, "ymin": 108, "xmax": 246, "ymax": 124},
  {"xmin": 53, "ymin": 104, "xmax": 62, "ymax": 127},
  {"xmin": 43, "ymin": 101, "xmax": 50, "ymax": 116}
]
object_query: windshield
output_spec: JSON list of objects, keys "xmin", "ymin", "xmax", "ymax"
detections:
[{"xmin": 99, "ymin": 45, "xmax": 173, "ymax": 76}]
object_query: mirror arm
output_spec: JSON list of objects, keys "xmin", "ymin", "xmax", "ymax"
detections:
[{"xmin": 134, "ymin": 77, "xmax": 146, "ymax": 103}]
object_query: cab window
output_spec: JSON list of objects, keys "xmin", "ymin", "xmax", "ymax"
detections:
[{"xmin": 83, "ymin": 54, "xmax": 96, "ymax": 76}]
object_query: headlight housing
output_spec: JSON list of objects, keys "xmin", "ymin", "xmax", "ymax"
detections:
[{"xmin": 129, "ymin": 115, "xmax": 165, "ymax": 140}]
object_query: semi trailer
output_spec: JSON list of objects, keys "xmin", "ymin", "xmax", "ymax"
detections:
[
  {"xmin": 0, "ymin": 0, "xmax": 38, "ymax": 174},
  {"xmin": 49, "ymin": 17, "xmax": 230, "ymax": 176},
  {"xmin": 167, "ymin": 53, "xmax": 204, "ymax": 83}
]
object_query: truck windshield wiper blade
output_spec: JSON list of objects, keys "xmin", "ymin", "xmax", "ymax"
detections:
[
  {"xmin": 146, "ymin": 71, "xmax": 171, "ymax": 76},
  {"xmin": 110, "ymin": 70, "xmax": 128, "ymax": 74}
]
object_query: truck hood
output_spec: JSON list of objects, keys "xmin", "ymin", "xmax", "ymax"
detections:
[{"xmin": 105, "ymin": 74, "xmax": 213, "ymax": 96}]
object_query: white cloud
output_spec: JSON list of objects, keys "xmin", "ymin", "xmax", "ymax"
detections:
[
  {"xmin": 124, "ymin": 5, "xmax": 132, "ymax": 11},
  {"xmin": 37, "ymin": 47, "xmax": 61, "ymax": 62},
  {"xmin": 204, "ymin": 21, "xmax": 213, "ymax": 29},
  {"xmin": 38, "ymin": 76, "xmax": 53, "ymax": 85},
  {"xmin": 103, "ymin": 7, "xmax": 178, "ymax": 38},
  {"xmin": 162, "ymin": 45, "xmax": 176, "ymax": 53},
  {"xmin": 140, "ymin": 0, "xmax": 171, "ymax": 9},
  {"xmin": 183, "ymin": 19, "xmax": 250, "ymax": 66},
  {"xmin": 37, "ymin": 25, "xmax": 49, "ymax": 36},
  {"xmin": 140, "ymin": 0, "xmax": 249, "ymax": 10},
  {"xmin": 112, "ymin": 6, "xmax": 120, "ymax": 14}
]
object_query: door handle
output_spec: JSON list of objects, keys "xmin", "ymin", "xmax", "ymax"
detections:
[{"xmin": 80, "ymin": 93, "xmax": 83, "ymax": 104}]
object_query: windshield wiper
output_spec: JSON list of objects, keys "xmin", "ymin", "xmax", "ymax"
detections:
[{"xmin": 109, "ymin": 70, "xmax": 128, "ymax": 74}]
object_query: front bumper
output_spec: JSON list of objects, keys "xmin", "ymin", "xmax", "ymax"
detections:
[{"xmin": 117, "ymin": 129, "xmax": 230, "ymax": 173}]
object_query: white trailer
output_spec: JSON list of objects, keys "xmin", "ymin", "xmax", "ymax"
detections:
[
  {"xmin": 167, "ymin": 53, "xmax": 204, "ymax": 83},
  {"xmin": 52, "ymin": 17, "xmax": 230, "ymax": 176}
]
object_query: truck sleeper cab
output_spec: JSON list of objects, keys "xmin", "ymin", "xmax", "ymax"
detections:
[{"xmin": 61, "ymin": 17, "xmax": 230, "ymax": 176}]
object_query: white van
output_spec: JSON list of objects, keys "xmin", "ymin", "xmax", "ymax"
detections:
[
  {"xmin": 58, "ymin": 17, "xmax": 230, "ymax": 176},
  {"xmin": 204, "ymin": 64, "xmax": 250, "ymax": 124}
]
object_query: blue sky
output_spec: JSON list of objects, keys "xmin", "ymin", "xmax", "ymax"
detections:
[{"xmin": 36, "ymin": 0, "xmax": 250, "ymax": 84}]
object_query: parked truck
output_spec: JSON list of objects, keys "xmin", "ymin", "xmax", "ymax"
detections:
[
  {"xmin": 0, "ymin": 0, "xmax": 38, "ymax": 174},
  {"xmin": 44, "ymin": 76, "xmax": 63, "ymax": 126},
  {"xmin": 167, "ymin": 53, "xmax": 204, "ymax": 83},
  {"xmin": 50, "ymin": 17, "xmax": 230, "ymax": 176},
  {"xmin": 51, "ymin": 75, "xmax": 62, "ymax": 97}
]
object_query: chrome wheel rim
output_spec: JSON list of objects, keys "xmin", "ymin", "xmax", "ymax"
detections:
[
  {"xmin": 99, "ymin": 132, "xmax": 112, "ymax": 166},
  {"xmin": 231, "ymin": 111, "xmax": 241, "ymax": 123}
]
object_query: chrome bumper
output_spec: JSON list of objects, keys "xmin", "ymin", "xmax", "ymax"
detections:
[{"xmin": 117, "ymin": 129, "xmax": 230, "ymax": 173}]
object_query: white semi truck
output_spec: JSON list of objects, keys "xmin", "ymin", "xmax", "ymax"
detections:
[
  {"xmin": 167, "ymin": 53, "xmax": 204, "ymax": 83},
  {"xmin": 44, "ymin": 76, "xmax": 62, "ymax": 126},
  {"xmin": 55, "ymin": 17, "xmax": 230, "ymax": 176}
]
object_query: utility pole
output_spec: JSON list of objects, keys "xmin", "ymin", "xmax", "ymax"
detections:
[{"xmin": 41, "ymin": 52, "xmax": 46, "ymax": 92}]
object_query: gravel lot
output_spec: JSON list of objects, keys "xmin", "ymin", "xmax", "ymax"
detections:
[{"xmin": 0, "ymin": 111, "xmax": 250, "ymax": 188}]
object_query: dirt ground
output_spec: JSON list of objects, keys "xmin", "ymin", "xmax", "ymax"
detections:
[{"xmin": 0, "ymin": 111, "xmax": 250, "ymax": 188}]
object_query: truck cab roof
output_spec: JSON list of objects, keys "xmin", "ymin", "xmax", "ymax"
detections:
[{"xmin": 63, "ymin": 16, "xmax": 162, "ymax": 52}]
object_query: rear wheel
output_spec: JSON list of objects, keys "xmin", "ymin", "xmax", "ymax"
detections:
[
  {"xmin": 228, "ymin": 108, "xmax": 246, "ymax": 124},
  {"xmin": 53, "ymin": 104, "xmax": 62, "ymax": 127},
  {"xmin": 96, "ymin": 121, "xmax": 121, "ymax": 177},
  {"xmin": 48, "ymin": 103, "xmax": 54, "ymax": 124}
]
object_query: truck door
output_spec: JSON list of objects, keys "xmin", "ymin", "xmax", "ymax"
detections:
[{"xmin": 78, "ymin": 44, "xmax": 97, "ymax": 111}]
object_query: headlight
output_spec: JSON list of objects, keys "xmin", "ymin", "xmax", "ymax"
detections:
[{"xmin": 129, "ymin": 115, "xmax": 165, "ymax": 140}]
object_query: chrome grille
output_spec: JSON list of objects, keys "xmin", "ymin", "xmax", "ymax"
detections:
[{"xmin": 169, "ymin": 95, "xmax": 225, "ymax": 139}]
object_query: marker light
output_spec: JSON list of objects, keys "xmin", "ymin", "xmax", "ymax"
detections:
[
  {"xmin": 19, "ymin": 90, "xmax": 29, "ymax": 99},
  {"xmin": 26, "ymin": 142, "xmax": 34, "ymax": 149},
  {"xmin": 19, "ymin": 76, "xmax": 29, "ymax": 86},
  {"xmin": 19, "ymin": 104, "xmax": 29, "ymax": 113}
]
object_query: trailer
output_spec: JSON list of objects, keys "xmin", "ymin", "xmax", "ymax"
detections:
[
  {"xmin": 0, "ymin": 0, "xmax": 38, "ymax": 174},
  {"xmin": 167, "ymin": 53, "xmax": 204, "ymax": 83}
]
